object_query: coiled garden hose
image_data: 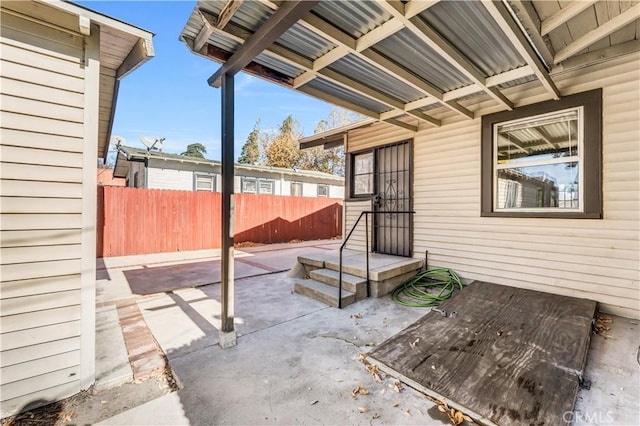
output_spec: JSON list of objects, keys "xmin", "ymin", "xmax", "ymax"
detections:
[{"xmin": 391, "ymin": 268, "xmax": 464, "ymax": 307}]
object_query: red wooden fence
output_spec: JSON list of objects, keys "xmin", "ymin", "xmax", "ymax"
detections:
[{"xmin": 97, "ymin": 186, "xmax": 343, "ymax": 257}]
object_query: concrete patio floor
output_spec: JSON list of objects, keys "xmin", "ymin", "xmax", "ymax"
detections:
[{"xmin": 92, "ymin": 241, "xmax": 639, "ymax": 425}]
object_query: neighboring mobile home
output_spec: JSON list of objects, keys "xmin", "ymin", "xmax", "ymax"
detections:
[
  {"xmin": 180, "ymin": 1, "xmax": 639, "ymax": 319},
  {"xmin": 113, "ymin": 145, "xmax": 345, "ymax": 198},
  {"xmin": 0, "ymin": 1, "xmax": 153, "ymax": 416}
]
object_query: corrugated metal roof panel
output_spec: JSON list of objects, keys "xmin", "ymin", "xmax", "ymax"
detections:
[
  {"xmin": 497, "ymin": 75, "xmax": 537, "ymax": 89},
  {"xmin": 227, "ymin": 0, "xmax": 272, "ymax": 33},
  {"xmin": 456, "ymin": 90, "xmax": 486, "ymax": 102},
  {"xmin": 209, "ymin": 31, "xmax": 242, "ymax": 53},
  {"xmin": 277, "ymin": 24, "xmax": 336, "ymax": 61},
  {"xmin": 312, "ymin": 1, "xmax": 392, "ymax": 38},
  {"xmin": 420, "ymin": 1, "xmax": 526, "ymax": 77},
  {"xmin": 327, "ymin": 54, "xmax": 425, "ymax": 103},
  {"xmin": 417, "ymin": 103, "xmax": 441, "ymax": 114},
  {"xmin": 302, "ymin": 78, "xmax": 391, "ymax": 114},
  {"xmin": 373, "ymin": 29, "xmax": 472, "ymax": 92},
  {"xmin": 254, "ymin": 53, "xmax": 305, "ymax": 78},
  {"xmin": 197, "ymin": 0, "xmax": 224, "ymax": 17},
  {"xmin": 182, "ymin": 8, "xmax": 205, "ymax": 40}
]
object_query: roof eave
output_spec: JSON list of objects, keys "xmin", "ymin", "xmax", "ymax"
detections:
[{"xmin": 299, "ymin": 118, "xmax": 376, "ymax": 150}]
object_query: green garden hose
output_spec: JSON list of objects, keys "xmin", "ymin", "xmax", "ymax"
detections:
[{"xmin": 391, "ymin": 268, "xmax": 464, "ymax": 307}]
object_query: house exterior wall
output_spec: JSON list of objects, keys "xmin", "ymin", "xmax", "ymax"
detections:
[
  {"xmin": 344, "ymin": 53, "xmax": 639, "ymax": 319},
  {"xmin": 147, "ymin": 166, "xmax": 193, "ymax": 191},
  {"xmin": 329, "ymin": 185, "xmax": 345, "ymax": 199},
  {"xmin": 302, "ymin": 182, "xmax": 318, "ymax": 197},
  {"xmin": 0, "ymin": 12, "xmax": 99, "ymax": 416},
  {"xmin": 139, "ymin": 160, "xmax": 343, "ymax": 197},
  {"xmin": 343, "ymin": 200, "xmax": 372, "ymax": 251}
]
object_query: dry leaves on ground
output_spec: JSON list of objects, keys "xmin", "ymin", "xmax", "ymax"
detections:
[
  {"xmin": 393, "ymin": 381, "xmax": 404, "ymax": 393},
  {"xmin": 233, "ymin": 241, "xmax": 264, "ymax": 248},
  {"xmin": 436, "ymin": 400, "xmax": 473, "ymax": 425},
  {"xmin": 351, "ymin": 313, "xmax": 362, "ymax": 319},
  {"xmin": 359, "ymin": 353, "xmax": 384, "ymax": 383},
  {"xmin": 594, "ymin": 314, "xmax": 613, "ymax": 338},
  {"xmin": 365, "ymin": 363, "xmax": 383, "ymax": 383},
  {"xmin": 351, "ymin": 385, "xmax": 369, "ymax": 399}
]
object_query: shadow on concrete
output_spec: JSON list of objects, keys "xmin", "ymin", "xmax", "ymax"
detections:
[
  {"xmin": 96, "ymin": 257, "xmax": 110, "ymax": 281},
  {"xmin": 123, "ymin": 259, "xmax": 272, "ymax": 295}
]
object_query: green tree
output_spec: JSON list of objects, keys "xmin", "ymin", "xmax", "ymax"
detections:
[
  {"xmin": 238, "ymin": 119, "xmax": 262, "ymax": 165},
  {"xmin": 298, "ymin": 108, "xmax": 362, "ymax": 176},
  {"xmin": 181, "ymin": 143, "xmax": 207, "ymax": 159},
  {"xmin": 265, "ymin": 115, "xmax": 303, "ymax": 168}
]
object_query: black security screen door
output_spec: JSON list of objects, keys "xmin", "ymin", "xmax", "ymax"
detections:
[{"xmin": 373, "ymin": 141, "xmax": 412, "ymax": 257}]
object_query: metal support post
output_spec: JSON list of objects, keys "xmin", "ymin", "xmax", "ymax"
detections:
[{"xmin": 219, "ymin": 72, "xmax": 236, "ymax": 348}]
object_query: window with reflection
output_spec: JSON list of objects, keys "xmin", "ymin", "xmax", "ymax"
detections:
[
  {"xmin": 495, "ymin": 108, "xmax": 581, "ymax": 211},
  {"xmin": 481, "ymin": 89, "xmax": 602, "ymax": 219},
  {"xmin": 352, "ymin": 152, "xmax": 373, "ymax": 196}
]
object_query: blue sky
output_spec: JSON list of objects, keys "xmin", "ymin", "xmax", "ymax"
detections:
[{"xmin": 79, "ymin": 1, "xmax": 336, "ymax": 160}]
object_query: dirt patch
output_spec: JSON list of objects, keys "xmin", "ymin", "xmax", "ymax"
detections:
[{"xmin": 2, "ymin": 364, "xmax": 178, "ymax": 426}]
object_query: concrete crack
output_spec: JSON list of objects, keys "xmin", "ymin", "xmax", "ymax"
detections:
[{"xmin": 318, "ymin": 333, "xmax": 362, "ymax": 349}]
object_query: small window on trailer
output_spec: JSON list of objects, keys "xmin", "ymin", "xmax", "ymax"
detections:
[
  {"xmin": 317, "ymin": 184, "xmax": 329, "ymax": 197},
  {"xmin": 194, "ymin": 173, "xmax": 215, "ymax": 191}
]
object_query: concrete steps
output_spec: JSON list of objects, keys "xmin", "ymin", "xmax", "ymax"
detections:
[
  {"xmin": 309, "ymin": 268, "xmax": 367, "ymax": 299},
  {"xmin": 293, "ymin": 279, "xmax": 355, "ymax": 308},
  {"xmin": 291, "ymin": 250, "xmax": 424, "ymax": 308}
]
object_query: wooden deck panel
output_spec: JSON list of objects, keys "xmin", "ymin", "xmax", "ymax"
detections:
[{"xmin": 368, "ymin": 281, "xmax": 597, "ymax": 425}]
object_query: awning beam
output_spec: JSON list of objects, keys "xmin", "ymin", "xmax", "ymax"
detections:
[
  {"xmin": 207, "ymin": 0, "xmax": 319, "ymax": 87},
  {"xmin": 380, "ymin": 1, "xmax": 514, "ymax": 110},
  {"xmin": 255, "ymin": 0, "xmax": 472, "ymax": 120},
  {"xmin": 554, "ymin": 3, "xmax": 640, "ymax": 64},
  {"xmin": 482, "ymin": 1, "xmax": 560, "ymax": 100}
]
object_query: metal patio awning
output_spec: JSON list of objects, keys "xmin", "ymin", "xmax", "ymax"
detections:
[{"xmin": 180, "ymin": 0, "xmax": 639, "ymax": 132}]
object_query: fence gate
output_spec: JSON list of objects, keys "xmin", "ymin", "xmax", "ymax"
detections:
[{"xmin": 373, "ymin": 141, "xmax": 412, "ymax": 257}]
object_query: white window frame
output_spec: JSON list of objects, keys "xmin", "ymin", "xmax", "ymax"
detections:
[
  {"xmin": 241, "ymin": 177, "xmax": 257, "ymax": 194},
  {"xmin": 492, "ymin": 107, "xmax": 584, "ymax": 213},
  {"xmin": 194, "ymin": 173, "xmax": 216, "ymax": 192},
  {"xmin": 317, "ymin": 184, "xmax": 329, "ymax": 197},
  {"xmin": 352, "ymin": 151, "xmax": 374, "ymax": 197},
  {"xmin": 242, "ymin": 177, "xmax": 274, "ymax": 194},
  {"xmin": 258, "ymin": 179, "xmax": 275, "ymax": 195}
]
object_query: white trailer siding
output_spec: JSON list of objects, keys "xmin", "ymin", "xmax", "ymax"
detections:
[
  {"xmin": 329, "ymin": 185, "xmax": 345, "ymax": 199},
  {"xmin": 345, "ymin": 53, "xmax": 639, "ymax": 319},
  {"xmin": 0, "ymin": 13, "xmax": 94, "ymax": 416},
  {"xmin": 302, "ymin": 182, "xmax": 318, "ymax": 197},
  {"xmin": 146, "ymin": 167, "xmax": 194, "ymax": 191}
]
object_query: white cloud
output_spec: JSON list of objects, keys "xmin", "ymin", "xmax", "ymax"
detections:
[{"xmin": 235, "ymin": 74, "xmax": 254, "ymax": 92}]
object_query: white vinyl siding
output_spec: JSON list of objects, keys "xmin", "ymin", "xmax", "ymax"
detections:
[
  {"xmin": 0, "ymin": 12, "xmax": 87, "ymax": 416},
  {"xmin": 302, "ymin": 182, "xmax": 318, "ymax": 197},
  {"xmin": 146, "ymin": 167, "xmax": 194, "ymax": 191},
  {"xmin": 348, "ymin": 122, "xmax": 414, "ymax": 153},
  {"xmin": 346, "ymin": 53, "xmax": 639, "ymax": 319},
  {"xmin": 329, "ymin": 185, "xmax": 345, "ymax": 199},
  {"xmin": 343, "ymin": 200, "xmax": 372, "ymax": 252}
]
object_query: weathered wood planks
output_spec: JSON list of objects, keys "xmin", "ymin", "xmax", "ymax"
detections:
[{"xmin": 368, "ymin": 281, "xmax": 597, "ymax": 425}]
